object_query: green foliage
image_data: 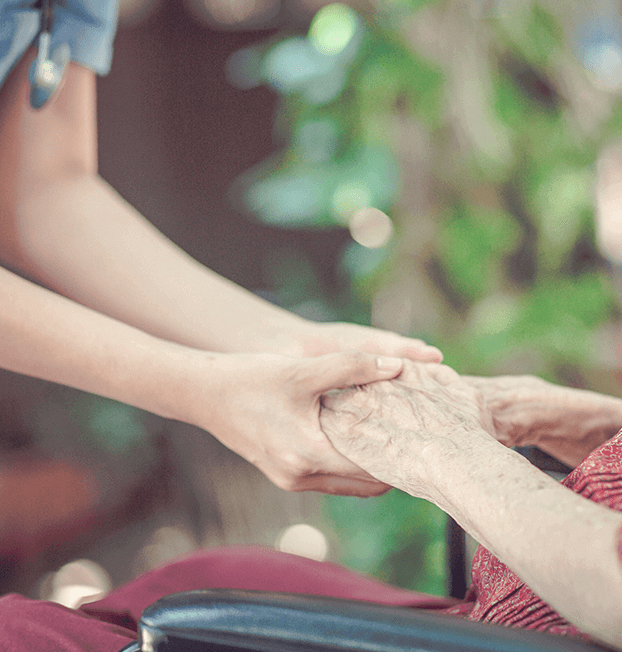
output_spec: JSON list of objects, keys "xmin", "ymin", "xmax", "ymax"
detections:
[
  {"xmin": 242, "ymin": 144, "xmax": 398, "ymax": 227},
  {"xmin": 73, "ymin": 395, "xmax": 150, "ymax": 456},
  {"xmin": 25, "ymin": 385, "xmax": 157, "ymax": 470},
  {"xmin": 437, "ymin": 205, "xmax": 521, "ymax": 302},
  {"xmin": 233, "ymin": 1, "xmax": 622, "ymax": 596},
  {"xmin": 323, "ymin": 490, "xmax": 447, "ymax": 595}
]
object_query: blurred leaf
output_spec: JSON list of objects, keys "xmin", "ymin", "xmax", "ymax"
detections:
[
  {"xmin": 263, "ymin": 37, "xmax": 331, "ymax": 92},
  {"xmin": 245, "ymin": 167, "xmax": 334, "ymax": 227},
  {"xmin": 512, "ymin": 272, "xmax": 615, "ymax": 359},
  {"xmin": 341, "ymin": 241, "xmax": 391, "ymax": 279},
  {"xmin": 377, "ymin": 0, "xmax": 439, "ymax": 26},
  {"xmin": 324, "ymin": 491, "xmax": 447, "ymax": 595},
  {"xmin": 357, "ymin": 35, "xmax": 444, "ymax": 128},
  {"xmin": 527, "ymin": 5, "xmax": 564, "ymax": 63},
  {"xmin": 497, "ymin": 4, "xmax": 564, "ymax": 66},
  {"xmin": 242, "ymin": 145, "xmax": 399, "ymax": 227},
  {"xmin": 531, "ymin": 166, "xmax": 594, "ymax": 267},
  {"xmin": 293, "ymin": 118, "xmax": 341, "ymax": 163},
  {"xmin": 437, "ymin": 206, "xmax": 520, "ymax": 302},
  {"xmin": 494, "ymin": 68, "xmax": 530, "ymax": 128}
]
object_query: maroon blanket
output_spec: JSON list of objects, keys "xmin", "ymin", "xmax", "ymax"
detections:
[
  {"xmin": 1, "ymin": 431, "xmax": 620, "ymax": 651},
  {"xmin": 0, "ymin": 546, "xmax": 456, "ymax": 651}
]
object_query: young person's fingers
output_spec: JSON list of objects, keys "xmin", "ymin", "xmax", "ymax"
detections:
[{"xmin": 300, "ymin": 351, "xmax": 403, "ymax": 396}]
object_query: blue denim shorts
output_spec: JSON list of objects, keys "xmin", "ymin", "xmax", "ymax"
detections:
[{"xmin": 0, "ymin": 0, "xmax": 119, "ymax": 90}]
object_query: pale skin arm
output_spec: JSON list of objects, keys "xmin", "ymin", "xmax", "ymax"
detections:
[
  {"xmin": 464, "ymin": 375, "xmax": 622, "ymax": 467},
  {"xmin": 320, "ymin": 362, "xmax": 622, "ymax": 649},
  {"xmin": 0, "ymin": 50, "xmax": 442, "ymax": 361},
  {"xmin": 0, "ymin": 261, "xmax": 410, "ymax": 493},
  {"xmin": 0, "ymin": 49, "xmax": 442, "ymax": 495}
]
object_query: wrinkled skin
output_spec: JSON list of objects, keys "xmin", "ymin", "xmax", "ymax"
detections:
[
  {"xmin": 464, "ymin": 374, "xmax": 622, "ymax": 467},
  {"xmin": 462, "ymin": 375, "xmax": 552, "ymax": 448},
  {"xmin": 320, "ymin": 361, "xmax": 495, "ymax": 499}
]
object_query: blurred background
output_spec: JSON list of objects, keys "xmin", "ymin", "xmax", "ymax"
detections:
[{"xmin": 3, "ymin": 0, "xmax": 622, "ymax": 607}]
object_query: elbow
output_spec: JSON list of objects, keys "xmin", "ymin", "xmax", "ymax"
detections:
[
  {"xmin": 0, "ymin": 49, "xmax": 97, "ymax": 264},
  {"xmin": 0, "ymin": 176, "xmax": 86, "ymax": 278}
]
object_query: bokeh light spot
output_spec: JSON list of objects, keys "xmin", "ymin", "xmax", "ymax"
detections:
[
  {"xmin": 276, "ymin": 523, "xmax": 329, "ymax": 561},
  {"xmin": 189, "ymin": 0, "xmax": 280, "ymax": 27},
  {"xmin": 263, "ymin": 37, "xmax": 325, "ymax": 92},
  {"xmin": 349, "ymin": 208, "xmax": 394, "ymax": 248},
  {"xmin": 137, "ymin": 526, "xmax": 197, "ymax": 573},
  {"xmin": 584, "ymin": 40, "xmax": 622, "ymax": 90},
  {"xmin": 47, "ymin": 559, "xmax": 111, "ymax": 609},
  {"xmin": 309, "ymin": 3, "xmax": 358, "ymax": 56}
]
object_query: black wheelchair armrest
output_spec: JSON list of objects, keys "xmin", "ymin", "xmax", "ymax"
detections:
[{"xmin": 119, "ymin": 589, "xmax": 609, "ymax": 652}]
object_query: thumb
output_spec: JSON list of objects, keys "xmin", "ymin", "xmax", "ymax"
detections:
[{"xmin": 305, "ymin": 351, "xmax": 403, "ymax": 395}]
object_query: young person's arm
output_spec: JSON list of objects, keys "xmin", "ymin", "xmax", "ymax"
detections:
[
  {"xmin": 0, "ymin": 51, "xmax": 439, "ymax": 495},
  {"xmin": 0, "ymin": 50, "xmax": 441, "ymax": 362},
  {"xmin": 0, "ymin": 261, "xmax": 408, "ymax": 494}
]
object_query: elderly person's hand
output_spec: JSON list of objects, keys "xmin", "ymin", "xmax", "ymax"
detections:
[
  {"xmin": 320, "ymin": 361, "xmax": 622, "ymax": 649},
  {"xmin": 319, "ymin": 361, "xmax": 494, "ymax": 501},
  {"xmin": 462, "ymin": 375, "xmax": 622, "ymax": 468}
]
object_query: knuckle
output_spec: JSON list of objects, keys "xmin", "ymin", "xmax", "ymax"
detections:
[
  {"xmin": 344, "ymin": 350, "xmax": 369, "ymax": 371},
  {"xmin": 279, "ymin": 451, "xmax": 315, "ymax": 478},
  {"xmin": 434, "ymin": 364, "xmax": 460, "ymax": 385},
  {"xmin": 327, "ymin": 387, "xmax": 371, "ymax": 417},
  {"xmin": 399, "ymin": 358, "xmax": 421, "ymax": 378},
  {"xmin": 283, "ymin": 362, "xmax": 306, "ymax": 387}
]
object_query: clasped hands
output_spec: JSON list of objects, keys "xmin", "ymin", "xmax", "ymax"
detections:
[
  {"xmin": 200, "ymin": 320, "xmax": 583, "ymax": 498},
  {"xmin": 319, "ymin": 361, "xmax": 565, "ymax": 502}
]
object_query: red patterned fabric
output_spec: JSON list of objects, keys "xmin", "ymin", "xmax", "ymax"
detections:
[{"xmin": 441, "ymin": 429, "xmax": 622, "ymax": 639}]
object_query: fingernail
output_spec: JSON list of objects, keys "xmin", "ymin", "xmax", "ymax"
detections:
[{"xmin": 376, "ymin": 356, "xmax": 403, "ymax": 372}]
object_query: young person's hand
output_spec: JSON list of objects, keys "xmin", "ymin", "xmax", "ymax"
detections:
[
  {"xmin": 291, "ymin": 321, "xmax": 443, "ymax": 364},
  {"xmin": 184, "ymin": 351, "xmax": 410, "ymax": 496}
]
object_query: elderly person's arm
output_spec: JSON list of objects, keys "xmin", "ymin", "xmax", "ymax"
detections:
[
  {"xmin": 320, "ymin": 362, "xmax": 622, "ymax": 649},
  {"xmin": 464, "ymin": 375, "xmax": 622, "ymax": 467}
]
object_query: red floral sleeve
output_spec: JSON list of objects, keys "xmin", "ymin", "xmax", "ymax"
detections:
[{"xmin": 562, "ymin": 429, "xmax": 622, "ymax": 511}]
